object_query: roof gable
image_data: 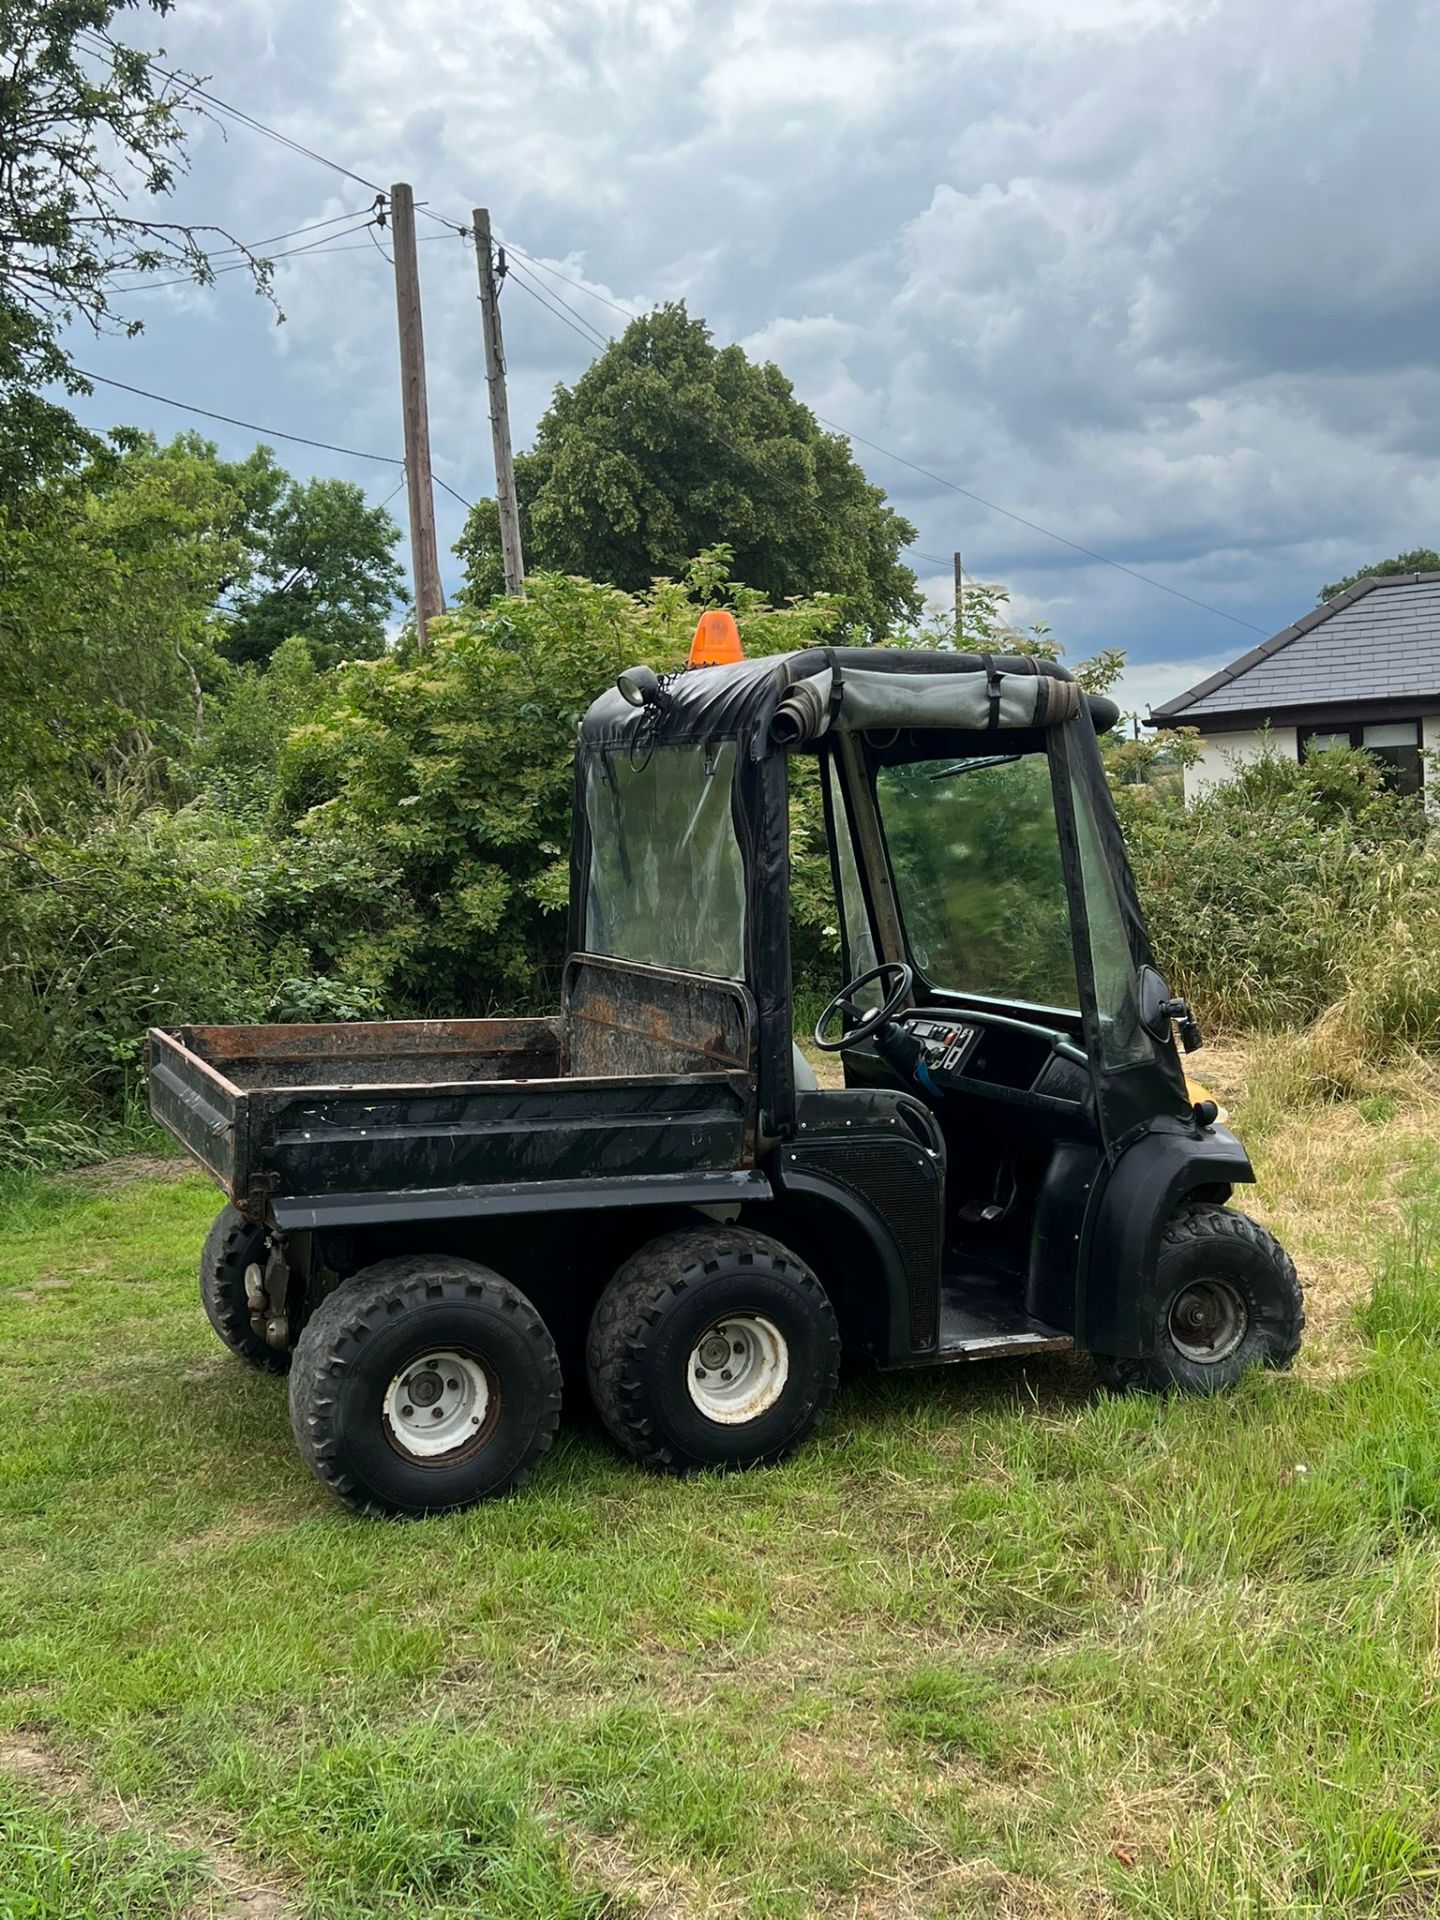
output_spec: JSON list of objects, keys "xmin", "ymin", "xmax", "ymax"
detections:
[{"xmin": 1152, "ymin": 572, "xmax": 1440, "ymax": 720}]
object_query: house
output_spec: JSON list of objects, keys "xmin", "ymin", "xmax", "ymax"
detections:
[{"xmin": 1152, "ymin": 572, "xmax": 1440, "ymax": 804}]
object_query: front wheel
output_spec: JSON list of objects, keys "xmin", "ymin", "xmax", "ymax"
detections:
[
  {"xmin": 288, "ymin": 1256, "xmax": 562, "ymax": 1516},
  {"xmin": 587, "ymin": 1227, "xmax": 840, "ymax": 1473},
  {"xmin": 1095, "ymin": 1203, "xmax": 1303, "ymax": 1395}
]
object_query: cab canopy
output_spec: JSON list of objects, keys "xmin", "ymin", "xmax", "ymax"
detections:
[
  {"xmin": 569, "ymin": 644, "xmax": 1170, "ymax": 1143},
  {"xmin": 579, "ymin": 645, "xmax": 1087, "ymax": 758}
]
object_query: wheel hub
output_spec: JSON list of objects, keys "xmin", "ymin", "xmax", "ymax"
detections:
[
  {"xmin": 383, "ymin": 1350, "xmax": 495, "ymax": 1461},
  {"xmin": 697, "ymin": 1331, "xmax": 732, "ymax": 1372},
  {"xmin": 687, "ymin": 1314, "xmax": 789, "ymax": 1425},
  {"xmin": 1168, "ymin": 1280, "xmax": 1247, "ymax": 1364}
]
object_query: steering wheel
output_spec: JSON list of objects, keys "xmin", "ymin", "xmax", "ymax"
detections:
[{"xmin": 813, "ymin": 961, "xmax": 915, "ymax": 1052}]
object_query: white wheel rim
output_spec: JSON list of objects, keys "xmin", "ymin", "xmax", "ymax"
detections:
[
  {"xmin": 686, "ymin": 1314, "xmax": 789, "ymax": 1425},
  {"xmin": 383, "ymin": 1350, "xmax": 494, "ymax": 1461}
]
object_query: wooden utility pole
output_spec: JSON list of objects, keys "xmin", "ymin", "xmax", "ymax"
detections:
[
  {"xmin": 953, "ymin": 552, "xmax": 964, "ymax": 642},
  {"xmin": 472, "ymin": 207, "xmax": 525, "ymax": 594},
  {"xmin": 389, "ymin": 182, "xmax": 445, "ymax": 648}
]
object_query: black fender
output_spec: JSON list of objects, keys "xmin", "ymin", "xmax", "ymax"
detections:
[
  {"xmin": 770, "ymin": 1089, "xmax": 945, "ymax": 1364},
  {"xmin": 1077, "ymin": 1120, "xmax": 1254, "ymax": 1356},
  {"xmin": 767, "ymin": 1164, "xmax": 920, "ymax": 1364}
]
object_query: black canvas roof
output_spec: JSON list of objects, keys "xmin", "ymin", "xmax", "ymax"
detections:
[
  {"xmin": 1153, "ymin": 572, "xmax": 1440, "ymax": 721},
  {"xmin": 579, "ymin": 646, "xmax": 1080, "ymax": 756}
]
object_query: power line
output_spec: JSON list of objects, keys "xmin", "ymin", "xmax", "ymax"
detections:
[
  {"xmin": 434, "ymin": 474, "xmax": 476, "ymax": 513},
  {"xmin": 113, "ymin": 214, "xmax": 383, "ymax": 291},
  {"xmin": 504, "ymin": 261, "xmax": 611, "ymax": 348},
  {"xmin": 76, "ymin": 29, "xmax": 386, "ymax": 195},
  {"xmin": 416, "ymin": 205, "xmax": 471, "ymax": 238},
  {"xmin": 375, "ymin": 471, "xmax": 409, "ymax": 512},
  {"xmin": 64, "ymin": 25, "xmax": 1268, "ymax": 638},
  {"xmin": 72, "ymin": 370, "xmax": 476, "ymax": 514},
  {"xmin": 505, "ymin": 266, "xmax": 611, "ymax": 352},
  {"xmin": 501, "ymin": 242, "xmax": 639, "ymax": 322},
  {"xmin": 194, "ymin": 206, "xmax": 378, "ymax": 261},
  {"xmin": 817, "ymin": 417, "xmax": 1268, "ymax": 635},
  {"xmin": 73, "ymin": 368, "xmax": 403, "ymax": 465}
]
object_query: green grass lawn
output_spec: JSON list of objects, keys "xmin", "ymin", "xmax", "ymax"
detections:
[{"xmin": 4, "ymin": 1055, "xmax": 1440, "ymax": 1918}]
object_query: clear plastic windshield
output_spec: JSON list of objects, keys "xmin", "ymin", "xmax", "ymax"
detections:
[{"xmin": 875, "ymin": 752, "xmax": 1080, "ymax": 1013}]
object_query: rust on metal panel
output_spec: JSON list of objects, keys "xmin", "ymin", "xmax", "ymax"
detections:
[
  {"xmin": 150, "ymin": 1027, "xmax": 243, "ymax": 1101},
  {"xmin": 175, "ymin": 1017, "xmax": 564, "ymax": 1089},
  {"xmin": 566, "ymin": 1006, "xmax": 745, "ymax": 1069},
  {"xmin": 563, "ymin": 956, "xmax": 756, "ymax": 1080},
  {"xmin": 184, "ymin": 1016, "xmax": 561, "ymax": 1062}
]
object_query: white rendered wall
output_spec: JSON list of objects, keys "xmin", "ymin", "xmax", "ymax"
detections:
[
  {"xmin": 1424, "ymin": 714, "xmax": 1440, "ymax": 817},
  {"xmin": 1183, "ymin": 727, "xmax": 1299, "ymax": 803}
]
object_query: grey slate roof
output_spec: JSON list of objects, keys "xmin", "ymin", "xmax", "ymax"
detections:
[{"xmin": 1152, "ymin": 572, "xmax": 1440, "ymax": 720}]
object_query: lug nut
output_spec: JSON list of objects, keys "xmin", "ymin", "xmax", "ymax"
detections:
[
  {"xmin": 733, "ymin": 1342, "xmax": 745, "ymax": 1355},
  {"xmin": 721, "ymin": 1369, "xmax": 733, "ymax": 1382},
  {"xmin": 447, "ymin": 1378, "xmax": 459, "ymax": 1391},
  {"xmin": 695, "ymin": 1367, "xmax": 708, "ymax": 1379},
  {"xmin": 432, "ymin": 1407, "xmax": 443, "ymax": 1420},
  {"xmin": 401, "ymin": 1405, "xmax": 413, "ymax": 1418}
]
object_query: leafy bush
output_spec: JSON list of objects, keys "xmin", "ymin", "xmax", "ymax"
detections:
[
  {"xmin": 1122, "ymin": 743, "xmax": 1434, "ymax": 1039},
  {"xmin": 191, "ymin": 635, "xmax": 330, "ymax": 819},
  {"xmin": 0, "ymin": 806, "xmax": 314, "ymax": 1167}
]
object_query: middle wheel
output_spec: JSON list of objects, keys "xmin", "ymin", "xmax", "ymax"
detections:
[{"xmin": 587, "ymin": 1226, "xmax": 840, "ymax": 1473}]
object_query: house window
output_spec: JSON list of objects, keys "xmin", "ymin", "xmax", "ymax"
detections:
[{"xmin": 1299, "ymin": 720, "xmax": 1423, "ymax": 796}]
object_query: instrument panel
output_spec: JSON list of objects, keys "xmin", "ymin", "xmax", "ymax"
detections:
[{"xmin": 906, "ymin": 1015, "xmax": 981, "ymax": 1076}]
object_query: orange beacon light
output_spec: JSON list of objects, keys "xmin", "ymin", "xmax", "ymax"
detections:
[{"xmin": 688, "ymin": 609, "xmax": 744, "ymax": 667}]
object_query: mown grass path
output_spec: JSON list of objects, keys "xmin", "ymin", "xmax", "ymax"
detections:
[{"xmin": 3, "ymin": 1049, "xmax": 1440, "ymax": 1918}]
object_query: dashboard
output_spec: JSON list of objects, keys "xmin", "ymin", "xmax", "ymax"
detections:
[{"xmin": 900, "ymin": 1008, "xmax": 1090, "ymax": 1106}]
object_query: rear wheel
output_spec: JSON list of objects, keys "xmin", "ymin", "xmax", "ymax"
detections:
[
  {"xmin": 200, "ymin": 1205, "xmax": 288, "ymax": 1375},
  {"xmin": 288, "ymin": 1256, "xmax": 562, "ymax": 1517},
  {"xmin": 1095, "ymin": 1203, "xmax": 1303, "ymax": 1395},
  {"xmin": 587, "ymin": 1226, "xmax": 840, "ymax": 1473}
]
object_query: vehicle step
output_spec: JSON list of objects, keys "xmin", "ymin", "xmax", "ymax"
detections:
[{"xmin": 934, "ymin": 1281, "xmax": 1074, "ymax": 1360}]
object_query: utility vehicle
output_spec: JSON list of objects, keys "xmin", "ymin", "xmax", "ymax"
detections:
[{"xmin": 149, "ymin": 626, "xmax": 1302, "ymax": 1516}]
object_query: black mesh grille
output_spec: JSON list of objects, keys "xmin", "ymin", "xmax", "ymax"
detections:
[{"xmin": 791, "ymin": 1137, "xmax": 941, "ymax": 1349}]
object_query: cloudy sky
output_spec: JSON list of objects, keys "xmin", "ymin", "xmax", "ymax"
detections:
[{"xmin": 67, "ymin": 0, "xmax": 1440, "ymax": 714}]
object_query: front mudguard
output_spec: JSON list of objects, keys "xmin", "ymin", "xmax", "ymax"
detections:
[{"xmin": 1077, "ymin": 1121, "xmax": 1254, "ymax": 1357}]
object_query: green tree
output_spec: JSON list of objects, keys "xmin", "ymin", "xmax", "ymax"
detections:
[
  {"xmin": 1319, "ymin": 549, "xmax": 1440, "ymax": 602},
  {"xmin": 0, "ymin": 430, "xmax": 245, "ymax": 807},
  {"xmin": 216, "ymin": 451, "xmax": 406, "ymax": 669},
  {"xmin": 454, "ymin": 304, "xmax": 921, "ymax": 640},
  {"xmin": 0, "ymin": 0, "xmax": 273, "ymax": 492}
]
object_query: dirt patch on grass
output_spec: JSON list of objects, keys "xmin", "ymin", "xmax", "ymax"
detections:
[
  {"xmin": 565, "ymin": 1828, "xmax": 696, "ymax": 1919},
  {"xmin": 54, "ymin": 1153, "xmax": 191, "ymax": 1192},
  {"xmin": 156, "ymin": 1503, "xmax": 294, "ymax": 1563},
  {"xmin": 0, "ymin": 1729, "xmax": 297, "ymax": 1920}
]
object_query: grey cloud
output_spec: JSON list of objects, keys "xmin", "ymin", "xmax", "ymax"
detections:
[{"xmin": 62, "ymin": 0, "xmax": 1440, "ymax": 679}]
